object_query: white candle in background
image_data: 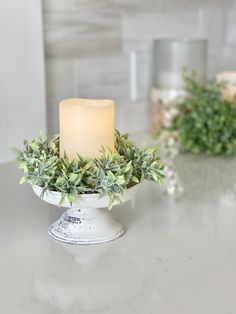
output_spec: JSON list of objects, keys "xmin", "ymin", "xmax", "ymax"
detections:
[
  {"xmin": 217, "ymin": 72, "xmax": 236, "ymax": 101},
  {"xmin": 60, "ymin": 98, "xmax": 115, "ymax": 160}
]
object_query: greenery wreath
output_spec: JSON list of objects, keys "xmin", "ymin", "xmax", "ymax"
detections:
[{"xmin": 15, "ymin": 130, "xmax": 164, "ymax": 208}]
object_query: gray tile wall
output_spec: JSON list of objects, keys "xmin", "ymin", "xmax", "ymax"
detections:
[{"xmin": 43, "ymin": 0, "xmax": 236, "ymax": 135}]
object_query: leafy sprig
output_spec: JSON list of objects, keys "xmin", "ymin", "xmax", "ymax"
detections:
[{"xmin": 15, "ymin": 130, "xmax": 164, "ymax": 208}]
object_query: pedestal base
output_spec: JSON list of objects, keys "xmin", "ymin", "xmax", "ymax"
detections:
[{"xmin": 48, "ymin": 207, "xmax": 125, "ymax": 245}]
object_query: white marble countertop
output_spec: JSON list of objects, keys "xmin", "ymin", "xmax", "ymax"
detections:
[{"xmin": 1, "ymin": 155, "xmax": 236, "ymax": 314}]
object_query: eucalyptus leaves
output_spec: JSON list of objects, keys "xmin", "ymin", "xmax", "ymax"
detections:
[
  {"xmin": 16, "ymin": 131, "xmax": 164, "ymax": 208},
  {"xmin": 174, "ymin": 74, "xmax": 236, "ymax": 155}
]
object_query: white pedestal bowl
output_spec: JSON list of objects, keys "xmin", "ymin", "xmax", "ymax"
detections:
[{"xmin": 33, "ymin": 185, "xmax": 139, "ymax": 245}]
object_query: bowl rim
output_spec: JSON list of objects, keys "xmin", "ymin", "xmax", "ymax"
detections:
[{"xmin": 32, "ymin": 183, "xmax": 140, "ymax": 199}]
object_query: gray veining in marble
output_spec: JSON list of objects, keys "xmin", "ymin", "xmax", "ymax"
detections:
[{"xmin": 1, "ymin": 145, "xmax": 236, "ymax": 313}]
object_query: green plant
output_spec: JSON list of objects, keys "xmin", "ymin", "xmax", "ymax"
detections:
[
  {"xmin": 174, "ymin": 73, "xmax": 236, "ymax": 155},
  {"xmin": 15, "ymin": 130, "xmax": 164, "ymax": 208}
]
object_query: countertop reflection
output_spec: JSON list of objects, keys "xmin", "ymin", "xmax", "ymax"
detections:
[{"xmin": 1, "ymin": 154, "xmax": 236, "ymax": 314}]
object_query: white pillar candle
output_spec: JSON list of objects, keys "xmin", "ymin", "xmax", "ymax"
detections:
[
  {"xmin": 60, "ymin": 98, "xmax": 115, "ymax": 160},
  {"xmin": 216, "ymin": 72, "xmax": 236, "ymax": 101}
]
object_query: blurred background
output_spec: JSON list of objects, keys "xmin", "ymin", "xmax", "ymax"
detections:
[{"xmin": 1, "ymin": 0, "xmax": 236, "ymax": 163}]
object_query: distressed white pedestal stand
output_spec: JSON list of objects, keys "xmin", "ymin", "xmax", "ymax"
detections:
[{"xmin": 33, "ymin": 185, "xmax": 139, "ymax": 245}]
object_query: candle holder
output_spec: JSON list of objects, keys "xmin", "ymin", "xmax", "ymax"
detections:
[
  {"xmin": 33, "ymin": 184, "xmax": 139, "ymax": 244},
  {"xmin": 16, "ymin": 130, "xmax": 164, "ymax": 245}
]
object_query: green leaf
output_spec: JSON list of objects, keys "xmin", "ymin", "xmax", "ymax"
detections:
[
  {"xmin": 19, "ymin": 176, "xmax": 27, "ymax": 184},
  {"xmin": 38, "ymin": 131, "xmax": 43, "ymax": 142},
  {"xmin": 19, "ymin": 163, "xmax": 28, "ymax": 173},
  {"xmin": 131, "ymin": 176, "xmax": 139, "ymax": 183},
  {"xmin": 67, "ymin": 194, "xmax": 76, "ymax": 204},
  {"xmin": 108, "ymin": 171, "xmax": 115, "ymax": 181},
  {"xmin": 59, "ymin": 195, "xmax": 65, "ymax": 207},
  {"xmin": 69, "ymin": 173, "xmax": 78, "ymax": 182},
  {"xmin": 56, "ymin": 177, "xmax": 65, "ymax": 186}
]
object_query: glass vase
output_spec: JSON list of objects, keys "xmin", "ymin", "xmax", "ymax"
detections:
[{"xmin": 151, "ymin": 39, "xmax": 208, "ymax": 196}]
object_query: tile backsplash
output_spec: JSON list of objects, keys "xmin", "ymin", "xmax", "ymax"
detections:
[{"xmin": 43, "ymin": 0, "xmax": 236, "ymax": 135}]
